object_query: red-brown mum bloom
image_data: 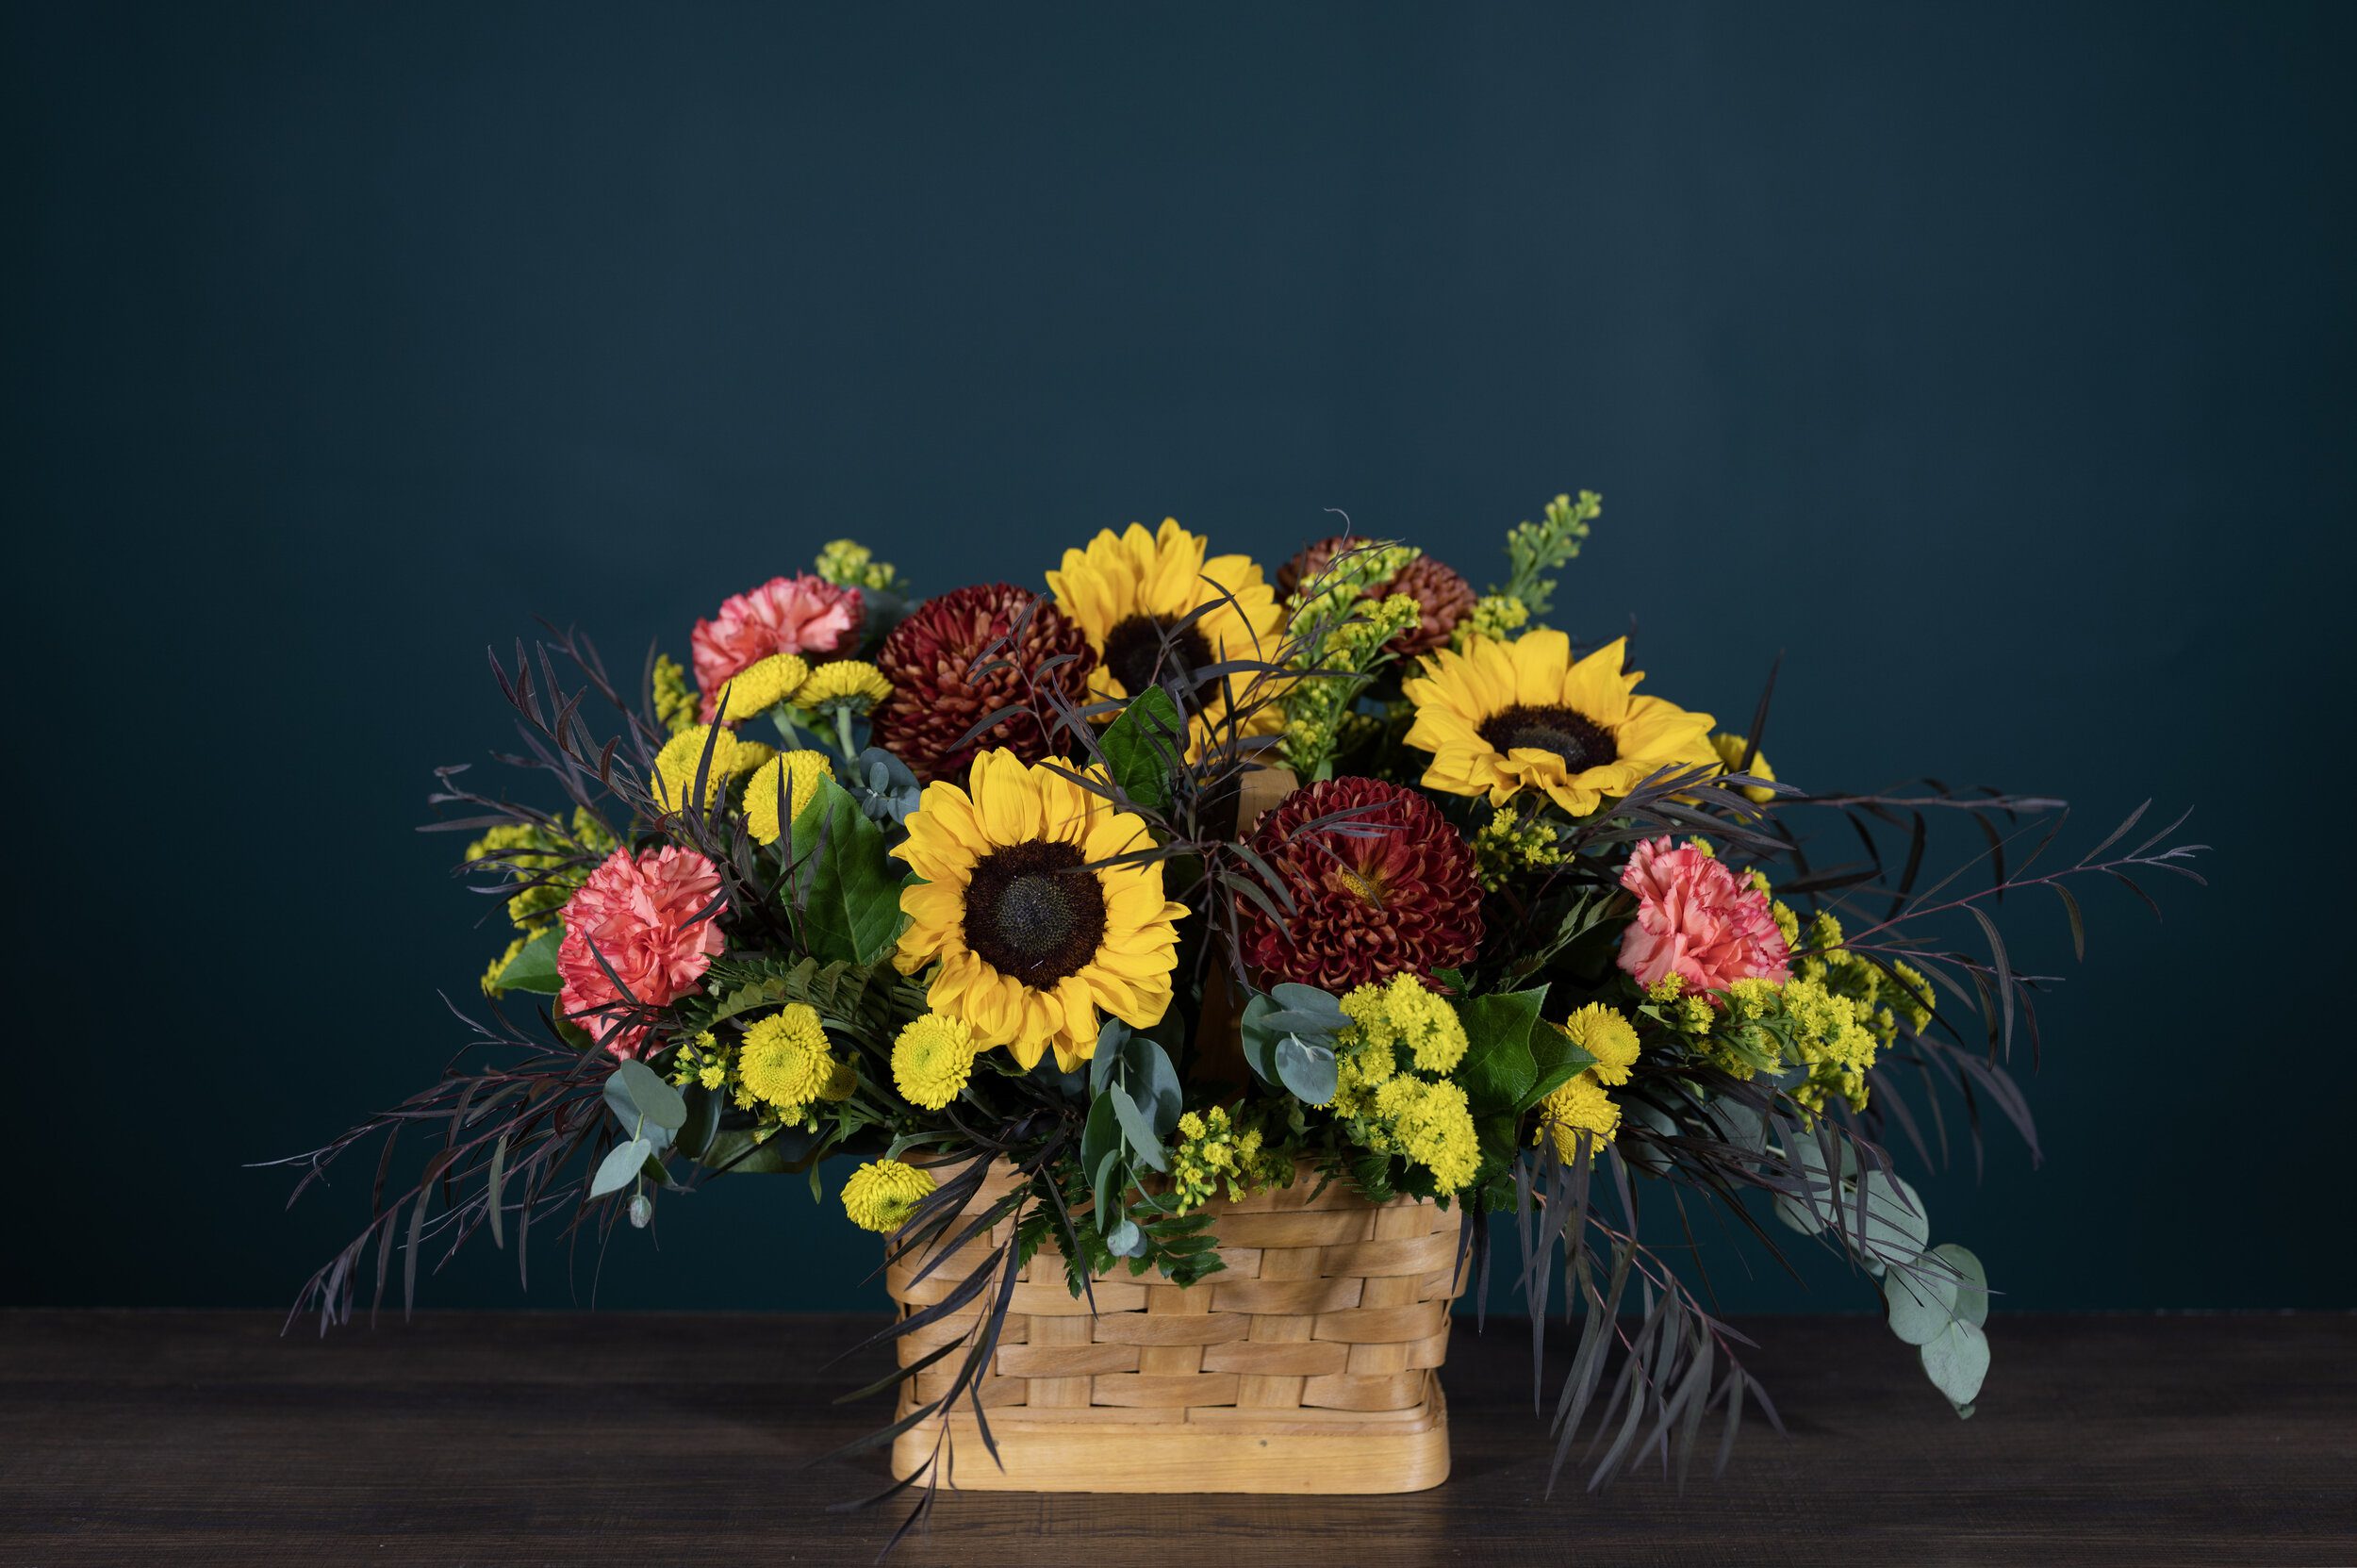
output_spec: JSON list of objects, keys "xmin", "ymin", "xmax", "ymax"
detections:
[
  {"xmin": 1238, "ymin": 776, "xmax": 1485, "ymax": 991},
  {"xmin": 869, "ymin": 584, "xmax": 1097, "ymax": 784},
  {"xmin": 1277, "ymin": 535, "xmax": 1475, "ymax": 661}
]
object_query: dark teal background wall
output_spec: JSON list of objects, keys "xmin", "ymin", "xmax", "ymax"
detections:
[{"xmin": 8, "ymin": 2, "xmax": 2350, "ymax": 1316}]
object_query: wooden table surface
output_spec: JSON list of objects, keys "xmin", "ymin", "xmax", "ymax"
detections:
[{"xmin": 3, "ymin": 1310, "xmax": 2350, "ymax": 1565}]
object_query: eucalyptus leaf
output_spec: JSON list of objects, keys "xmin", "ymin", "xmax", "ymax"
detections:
[
  {"xmin": 1273, "ymin": 1035, "xmax": 1338, "ymax": 1106},
  {"xmin": 611, "ymin": 1059, "xmax": 687, "ymax": 1131},
  {"xmin": 1920, "ymin": 1319, "xmax": 1991, "ymax": 1410},
  {"xmin": 1106, "ymin": 1085, "xmax": 1168, "ymax": 1172},
  {"xmin": 589, "ymin": 1136, "xmax": 652, "ymax": 1198},
  {"xmin": 1267, "ymin": 982, "xmax": 1349, "ymax": 1032},
  {"xmin": 1932, "ymin": 1243, "xmax": 1990, "ymax": 1328},
  {"xmin": 1885, "ymin": 1264, "xmax": 1961, "ymax": 1345},
  {"xmin": 1105, "ymin": 1218, "xmax": 1146, "ymax": 1258}
]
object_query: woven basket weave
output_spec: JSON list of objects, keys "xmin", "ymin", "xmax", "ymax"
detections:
[{"xmin": 886, "ymin": 1159, "xmax": 1468, "ymax": 1494}]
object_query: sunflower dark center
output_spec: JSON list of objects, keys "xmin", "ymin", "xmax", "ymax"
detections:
[
  {"xmin": 1102, "ymin": 614, "xmax": 1217, "ymax": 704},
  {"xmin": 1478, "ymin": 702, "xmax": 1618, "ymax": 772},
  {"xmin": 963, "ymin": 839, "xmax": 1108, "ymax": 985}
]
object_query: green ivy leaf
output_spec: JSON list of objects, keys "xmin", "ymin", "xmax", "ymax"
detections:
[
  {"xmin": 788, "ymin": 777, "xmax": 907, "ymax": 965},
  {"xmin": 496, "ymin": 926, "xmax": 564, "ymax": 995},
  {"xmin": 1098, "ymin": 686, "xmax": 1185, "ymax": 813},
  {"xmin": 1525, "ymin": 1015, "xmax": 1596, "ymax": 1110},
  {"xmin": 1453, "ymin": 987, "xmax": 1550, "ymax": 1114}
]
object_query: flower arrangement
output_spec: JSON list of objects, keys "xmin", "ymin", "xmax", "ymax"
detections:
[{"xmin": 281, "ymin": 495, "xmax": 2203, "ymax": 1525}]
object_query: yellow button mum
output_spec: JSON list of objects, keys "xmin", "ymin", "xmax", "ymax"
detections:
[
  {"xmin": 738, "ymin": 1004, "xmax": 834, "ymax": 1112},
  {"xmin": 892, "ymin": 1013, "xmax": 978, "ymax": 1110},
  {"xmin": 1046, "ymin": 517, "xmax": 1285, "ymax": 758},
  {"xmin": 800, "ymin": 659, "xmax": 892, "ymax": 714},
  {"xmin": 651, "ymin": 724, "xmax": 776, "ymax": 809},
  {"xmin": 707, "ymin": 652, "xmax": 809, "ymax": 724},
  {"xmin": 841, "ymin": 1159, "xmax": 936, "ymax": 1234},
  {"xmin": 1402, "ymin": 632, "xmax": 1716, "ymax": 817},
  {"xmin": 1709, "ymin": 732, "xmax": 1778, "ymax": 805},
  {"xmin": 1537, "ymin": 1070, "xmax": 1622, "ymax": 1164},
  {"xmin": 891, "ymin": 748, "xmax": 1188, "ymax": 1072},
  {"xmin": 1556, "ymin": 1002, "xmax": 1641, "ymax": 1087},
  {"xmin": 744, "ymin": 750, "xmax": 836, "ymax": 846}
]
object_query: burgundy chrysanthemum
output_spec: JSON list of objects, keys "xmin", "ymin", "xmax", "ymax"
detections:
[
  {"xmin": 1238, "ymin": 776, "xmax": 1485, "ymax": 992},
  {"xmin": 1277, "ymin": 535, "xmax": 1475, "ymax": 659},
  {"xmin": 870, "ymin": 584, "xmax": 1097, "ymax": 784}
]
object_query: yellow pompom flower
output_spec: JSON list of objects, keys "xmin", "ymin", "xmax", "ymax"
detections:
[
  {"xmin": 1338, "ymin": 972, "xmax": 1468, "ymax": 1074},
  {"xmin": 651, "ymin": 725, "xmax": 776, "ymax": 809},
  {"xmin": 1537, "ymin": 1070, "xmax": 1622, "ymax": 1164},
  {"xmin": 892, "ymin": 1013, "xmax": 978, "ymax": 1110},
  {"xmin": 1709, "ymin": 733, "xmax": 1778, "ymax": 805},
  {"xmin": 708, "ymin": 652, "xmax": 809, "ymax": 725},
  {"xmin": 1402, "ymin": 632, "xmax": 1716, "ymax": 817},
  {"xmin": 744, "ymin": 750, "xmax": 836, "ymax": 846},
  {"xmin": 1556, "ymin": 1002, "xmax": 1640, "ymax": 1087},
  {"xmin": 738, "ymin": 1004, "xmax": 835, "ymax": 1112},
  {"xmin": 892, "ymin": 749, "xmax": 1188, "ymax": 1072},
  {"xmin": 1046, "ymin": 517, "xmax": 1285, "ymax": 757},
  {"xmin": 841, "ymin": 1159, "xmax": 936, "ymax": 1234},
  {"xmin": 800, "ymin": 659, "xmax": 892, "ymax": 715}
]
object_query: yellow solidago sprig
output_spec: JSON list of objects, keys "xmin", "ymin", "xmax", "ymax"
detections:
[
  {"xmin": 1472, "ymin": 806, "xmax": 1566, "ymax": 890},
  {"xmin": 841, "ymin": 1159, "xmax": 934, "ymax": 1234},
  {"xmin": 1490, "ymin": 489, "xmax": 1599, "ymax": 622},
  {"xmin": 1170, "ymin": 1105, "xmax": 1291, "ymax": 1213},
  {"xmin": 1320, "ymin": 974, "xmax": 1479, "ymax": 1195},
  {"xmin": 892, "ymin": 1013, "xmax": 978, "ymax": 1110},
  {"xmin": 815, "ymin": 537, "xmax": 902, "ymax": 594},
  {"xmin": 744, "ymin": 750, "xmax": 836, "ymax": 846},
  {"xmin": 651, "ymin": 724, "xmax": 775, "ymax": 811},
  {"xmin": 1277, "ymin": 547, "xmax": 1424, "ymax": 781},
  {"xmin": 651, "ymin": 652, "xmax": 699, "ymax": 736},
  {"xmin": 1459, "ymin": 592, "xmax": 1530, "ymax": 647},
  {"xmin": 464, "ymin": 808, "xmax": 618, "ymax": 931}
]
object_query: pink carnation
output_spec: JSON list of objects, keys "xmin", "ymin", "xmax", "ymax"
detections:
[
  {"xmin": 691, "ymin": 572, "xmax": 864, "ymax": 718},
  {"xmin": 1615, "ymin": 836, "xmax": 1790, "ymax": 999},
  {"xmin": 556, "ymin": 845, "xmax": 728, "ymax": 1057}
]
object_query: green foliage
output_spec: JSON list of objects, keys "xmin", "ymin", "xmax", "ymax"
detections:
[
  {"xmin": 1098, "ymin": 686, "xmax": 1185, "ymax": 813},
  {"xmin": 1492, "ymin": 489, "xmax": 1600, "ymax": 619},
  {"xmin": 785, "ymin": 776, "xmax": 907, "ymax": 965},
  {"xmin": 1453, "ymin": 986, "xmax": 1559, "ymax": 1115},
  {"xmin": 495, "ymin": 926, "xmax": 563, "ymax": 995},
  {"xmin": 1238, "ymin": 983, "xmax": 1350, "ymax": 1097}
]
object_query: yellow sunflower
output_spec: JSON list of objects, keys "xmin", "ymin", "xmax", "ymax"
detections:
[
  {"xmin": 1401, "ymin": 632, "xmax": 1715, "ymax": 817},
  {"xmin": 892, "ymin": 748, "xmax": 1187, "ymax": 1071},
  {"xmin": 1046, "ymin": 518, "xmax": 1285, "ymax": 755}
]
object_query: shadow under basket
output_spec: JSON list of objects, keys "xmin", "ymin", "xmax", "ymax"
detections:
[{"xmin": 885, "ymin": 1160, "xmax": 1470, "ymax": 1494}]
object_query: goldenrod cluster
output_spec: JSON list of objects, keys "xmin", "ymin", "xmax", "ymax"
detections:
[
  {"xmin": 464, "ymin": 808, "xmax": 615, "ymax": 931},
  {"xmin": 1278, "ymin": 591, "xmax": 1422, "ymax": 778},
  {"xmin": 841, "ymin": 1159, "xmax": 934, "ymax": 1233},
  {"xmin": 1472, "ymin": 807, "xmax": 1565, "ymax": 889},
  {"xmin": 1323, "ymin": 975, "xmax": 1478, "ymax": 1193},
  {"xmin": 815, "ymin": 537, "xmax": 902, "ymax": 594},
  {"xmin": 651, "ymin": 653, "xmax": 699, "ymax": 736},
  {"xmin": 1705, "ymin": 970, "xmax": 1885, "ymax": 1114},
  {"xmin": 1170, "ymin": 1105, "xmax": 1291, "ymax": 1213},
  {"xmin": 1459, "ymin": 593, "xmax": 1529, "ymax": 645}
]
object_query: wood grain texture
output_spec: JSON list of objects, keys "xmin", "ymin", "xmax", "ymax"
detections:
[{"xmin": 4, "ymin": 1310, "xmax": 2353, "ymax": 1565}]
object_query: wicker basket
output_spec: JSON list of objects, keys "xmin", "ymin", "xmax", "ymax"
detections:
[{"xmin": 885, "ymin": 1159, "xmax": 1469, "ymax": 1493}]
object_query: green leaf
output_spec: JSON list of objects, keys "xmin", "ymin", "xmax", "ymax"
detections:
[
  {"xmin": 698, "ymin": 1124, "xmax": 811, "ymax": 1176},
  {"xmin": 788, "ymin": 777, "xmax": 907, "ymax": 965},
  {"xmin": 608, "ymin": 1059, "xmax": 687, "ymax": 1131},
  {"xmin": 1098, "ymin": 687, "xmax": 1184, "ymax": 813},
  {"xmin": 1920, "ymin": 1319, "xmax": 1990, "ymax": 1410},
  {"xmin": 590, "ymin": 1136, "xmax": 652, "ymax": 1198},
  {"xmin": 1525, "ymin": 1016, "xmax": 1596, "ymax": 1110},
  {"xmin": 1274, "ymin": 1036, "xmax": 1338, "ymax": 1105},
  {"xmin": 1105, "ymin": 1217, "xmax": 1146, "ymax": 1258},
  {"xmin": 674, "ymin": 1084, "xmax": 723, "ymax": 1160},
  {"xmin": 496, "ymin": 926, "xmax": 563, "ymax": 995},
  {"xmin": 1453, "ymin": 988, "xmax": 1549, "ymax": 1114},
  {"xmin": 1932, "ymin": 1243, "xmax": 1989, "ymax": 1328}
]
